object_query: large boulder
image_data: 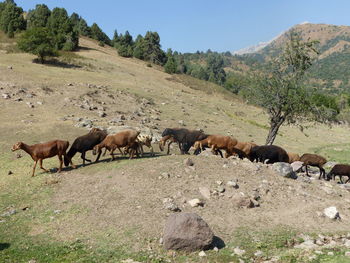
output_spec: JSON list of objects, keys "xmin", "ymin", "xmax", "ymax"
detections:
[
  {"xmin": 163, "ymin": 213, "xmax": 214, "ymax": 251},
  {"xmin": 272, "ymin": 162, "xmax": 297, "ymax": 179}
]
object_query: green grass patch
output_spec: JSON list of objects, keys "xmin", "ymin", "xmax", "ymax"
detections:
[{"xmin": 311, "ymin": 143, "xmax": 350, "ymax": 163}]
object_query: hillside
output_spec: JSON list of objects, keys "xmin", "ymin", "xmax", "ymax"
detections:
[
  {"xmin": 1, "ymin": 36, "xmax": 350, "ymax": 262},
  {"xmin": 236, "ymin": 23, "xmax": 350, "ymax": 93}
]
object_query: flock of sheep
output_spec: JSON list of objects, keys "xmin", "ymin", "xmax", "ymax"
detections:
[{"xmin": 11, "ymin": 127, "xmax": 350, "ymax": 183}]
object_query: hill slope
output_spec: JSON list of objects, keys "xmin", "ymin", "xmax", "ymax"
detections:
[{"xmin": 1, "ymin": 36, "xmax": 350, "ymax": 262}]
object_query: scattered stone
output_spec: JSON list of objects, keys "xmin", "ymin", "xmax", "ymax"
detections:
[
  {"xmin": 28, "ymin": 260, "xmax": 37, "ymax": 263},
  {"xmin": 2, "ymin": 93, "xmax": 10, "ymax": 99},
  {"xmin": 67, "ymin": 83, "xmax": 73, "ymax": 86},
  {"xmin": 183, "ymin": 158, "xmax": 194, "ymax": 166},
  {"xmin": 233, "ymin": 196, "xmax": 259, "ymax": 208},
  {"xmin": 199, "ymin": 187, "xmax": 211, "ymax": 200},
  {"xmin": 26, "ymin": 102, "xmax": 34, "ymax": 108},
  {"xmin": 213, "ymin": 247, "xmax": 219, "ymax": 252},
  {"xmin": 233, "ymin": 247, "xmax": 246, "ymax": 256},
  {"xmin": 122, "ymin": 259, "xmax": 142, "ymax": 263},
  {"xmin": 8, "ymin": 171, "xmax": 13, "ymax": 175},
  {"xmin": 178, "ymin": 120, "xmax": 185, "ymax": 126},
  {"xmin": 7, "ymin": 65, "xmax": 12, "ymax": 70},
  {"xmin": 198, "ymin": 251, "xmax": 206, "ymax": 257},
  {"xmin": 216, "ymin": 180, "xmax": 223, "ymax": 185},
  {"xmin": 324, "ymin": 206, "xmax": 340, "ymax": 220},
  {"xmin": 314, "ymin": 250, "xmax": 323, "ymax": 255},
  {"xmin": 53, "ymin": 210, "xmax": 61, "ymax": 214},
  {"xmin": 159, "ymin": 237, "xmax": 163, "ymax": 245},
  {"xmin": 98, "ymin": 111, "xmax": 107, "ymax": 117},
  {"xmin": 1, "ymin": 209, "xmax": 17, "ymax": 217},
  {"xmin": 227, "ymin": 180, "xmax": 239, "ymax": 189},
  {"xmin": 163, "ymin": 212, "xmax": 214, "ymax": 252},
  {"xmin": 254, "ymin": 250, "xmax": 263, "ymax": 257},
  {"xmin": 294, "ymin": 240, "xmax": 318, "ymax": 249},
  {"xmin": 161, "ymin": 172, "xmax": 170, "ymax": 179},
  {"xmin": 188, "ymin": 199, "xmax": 204, "ymax": 207},
  {"xmin": 163, "ymin": 198, "xmax": 181, "ymax": 212},
  {"xmin": 217, "ymin": 185, "xmax": 225, "ymax": 193},
  {"xmin": 345, "ymin": 240, "xmax": 350, "ymax": 248},
  {"xmin": 327, "ymin": 252, "xmax": 334, "ymax": 256},
  {"xmin": 272, "ymin": 162, "xmax": 297, "ymax": 179},
  {"xmin": 345, "ymin": 251, "xmax": 350, "ymax": 257}
]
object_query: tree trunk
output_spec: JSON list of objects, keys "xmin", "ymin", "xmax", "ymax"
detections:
[{"xmin": 265, "ymin": 117, "xmax": 285, "ymax": 145}]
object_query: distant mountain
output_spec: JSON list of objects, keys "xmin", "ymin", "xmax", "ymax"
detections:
[
  {"xmin": 233, "ymin": 41, "xmax": 270, "ymax": 55},
  {"xmin": 232, "ymin": 23, "xmax": 350, "ymax": 94}
]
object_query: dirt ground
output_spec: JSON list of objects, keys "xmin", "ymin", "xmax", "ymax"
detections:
[{"xmin": 35, "ymin": 152, "xmax": 350, "ymax": 251}]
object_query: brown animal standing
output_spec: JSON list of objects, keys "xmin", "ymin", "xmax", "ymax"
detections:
[
  {"xmin": 93, "ymin": 129, "xmax": 140, "ymax": 161},
  {"xmin": 197, "ymin": 135, "xmax": 238, "ymax": 158},
  {"xmin": 159, "ymin": 135, "xmax": 178, "ymax": 155},
  {"xmin": 234, "ymin": 141, "xmax": 257, "ymax": 156},
  {"xmin": 299, "ymin": 153, "xmax": 327, "ymax": 179},
  {"xmin": 12, "ymin": 140, "xmax": 72, "ymax": 177}
]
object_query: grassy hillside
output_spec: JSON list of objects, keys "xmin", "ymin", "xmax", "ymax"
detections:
[{"xmin": 1, "ymin": 36, "xmax": 350, "ymax": 262}]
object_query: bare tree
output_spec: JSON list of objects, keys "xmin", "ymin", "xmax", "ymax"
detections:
[{"xmin": 249, "ymin": 30, "xmax": 324, "ymax": 145}]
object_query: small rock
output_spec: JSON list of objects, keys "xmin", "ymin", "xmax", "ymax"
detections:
[
  {"xmin": 183, "ymin": 158, "xmax": 194, "ymax": 166},
  {"xmin": 198, "ymin": 251, "xmax": 206, "ymax": 257},
  {"xmin": 98, "ymin": 111, "xmax": 107, "ymax": 117},
  {"xmin": 188, "ymin": 199, "xmax": 204, "ymax": 207},
  {"xmin": 2, "ymin": 93, "xmax": 10, "ymax": 99},
  {"xmin": 291, "ymin": 161, "xmax": 304, "ymax": 172},
  {"xmin": 344, "ymin": 240, "xmax": 350, "ymax": 248},
  {"xmin": 233, "ymin": 247, "xmax": 245, "ymax": 256},
  {"xmin": 67, "ymin": 83, "xmax": 73, "ymax": 86},
  {"xmin": 327, "ymin": 252, "xmax": 334, "ymax": 256},
  {"xmin": 254, "ymin": 250, "xmax": 263, "ymax": 257},
  {"xmin": 178, "ymin": 120, "xmax": 185, "ymax": 126},
  {"xmin": 345, "ymin": 251, "xmax": 350, "ymax": 257},
  {"xmin": 28, "ymin": 260, "xmax": 37, "ymax": 263},
  {"xmin": 199, "ymin": 187, "xmax": 211, "ymax": 200},
  {"xmin": 163, "ymin": 198, "xmax": 181, "ymax": 212},
  {"xmin": 324, "ymin": 206, "xmax": 340, "ymax": 220},
  {"xmin": 161, "ymin": 172, "xmax": 170, "ymax": 179},
  {"xmin": 8, "ymin": 171, "xmax": 13, "ymax": 175},
  {"xmin": 7, "ymin": 65, "xmax": 12, "ymax": 70},
  {"xmin": 213, "ymin": 247, "xmax": 219, "ymax": 252},
  {"xmin": 216, "ymin": 180, "xmax": 223, "ymax": 185},
  {"xmin": 294, "ymin": 240, "xmax": 318, "ymax": 249},
  {"xmin": 217, "ymin": 185, "xmax": 225, "ymax": 193},
  {"xmin": 227, "ymin": 180, "xmax": 239, "ymax": 189},
  {"xmin": 314, "ymin": 250, "xmax": 323, "ymax": 255},
  {"xmin": 53, "ymin": 210, "xmax": 61, "ymax": 214},
  {"xmin": 26, "ymin": 102, "xmax": 34, "ymax": 108},
  {"xmin": 272, "ymin": 162, "xmax": 297, "ymax": 179},
  {"xmin": 233, "ymin": 196, "xmax": 259, "ymax": 208},
  {"xmin": 159, "ymin": 237, "xmax": 163, "ymax": 244},
  {"xmin": 1, "ymin": 209, "xmax": 17, "ymax": 217}
]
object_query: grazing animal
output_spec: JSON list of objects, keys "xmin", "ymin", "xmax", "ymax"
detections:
[
  {"xmin": 12, "ymin": 140, "xmax": 72, "ymax": 177},
  {"xmin": 287, "ymin": 152, "xmax": 300, "ymax": 163},
  {"xmin": 124, "ymin": 141, "xmax": 141, "ymax": 159},
  {"xmin": 93, "ymin": 129, "xmax": 140, "ymax": 161},
  {"xmin": 196, "ymin": 135, "xmax": 238, "ymax": 158},
  {"xmin": 159, "ymin": 135, "xmax": 178, "ymax": 155},
  {"xmin": 193, "ymin": 138, "xmax": 223, "ymax": 158},
  {"xmin": 249, "ymin": 145, "xmax": 289, "ymax": 164},
  {"xmin": 64, "ymin": 128, "xmax": 107, "ymax": 166},
  {"xmin": 299, "ymin": 153, "xmax": 327, "ymax": 179},
  {"xmin": 234, "ymin": 141, "xmax": 257, "ymax": 156},
  {"xmin": 161, "ymin": 128, "xmax": 208, "ymax": 154},
  {"xmin": 136, "ymin": 134, "xmax": 154, "ymax": 156},
  {"xmin": 327, "ymin": 164, "xmax": 350, "ymax": 184}
]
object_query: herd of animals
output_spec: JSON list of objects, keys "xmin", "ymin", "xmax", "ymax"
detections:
[{"xmin": 11, "ymin": 127, "xmax": 350, "ymax": 184}]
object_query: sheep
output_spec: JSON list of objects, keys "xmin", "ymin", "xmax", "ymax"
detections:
[
  {"xmin": 196, "ymin": 135, "xmax": 238, "ymax": 158},
  {"xmin": 287, "ymin": 152, "xmax": 300, "ymax": 163},
  {"xmin": 136, "ymin": 134, "xmax": 154, "ymax": 157},
  {"xmin": 326, "ymin": 164, "xmax": 350, "ymax": 184},
  {"xmin": 249, "ymin": 145, "xmax": 289, "ymax": 164},
  {"xmin": 159, "ymin": 135, "xmax": 178, "ymax": 155},
  {"xmin": 12, "ymin": 140, "xmax": 72, "ymax": 177},
  {"xmin": 64, "ymin": 128, "xmax": 107, "ymax": 166},
  {"xmin": 161, "ymin": 128, "xmax": 208, "ymax": 154},
  {"xmin": 93, "ymin": 129, "xmax": 140, "ymax": 161},
  {"xmin": 299, "ymin": 153, "xmax": 327, "ymax": 179},
  {"xmin": 193, "ymin": 138, "xmax": 223, "ymax": 157},
  {"xmin": 234, "ymin": 141, "xmax": 257, "ymax": 156}
]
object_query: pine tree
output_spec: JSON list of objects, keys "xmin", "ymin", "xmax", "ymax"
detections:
[{"xmin": 26, "ymin": 4, "xmax": 51, "ymax": 29}]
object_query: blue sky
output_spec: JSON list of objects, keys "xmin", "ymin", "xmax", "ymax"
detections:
[{"xmin": 15, "ymin": 0, "xmax": 350, "ymax": 53}]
